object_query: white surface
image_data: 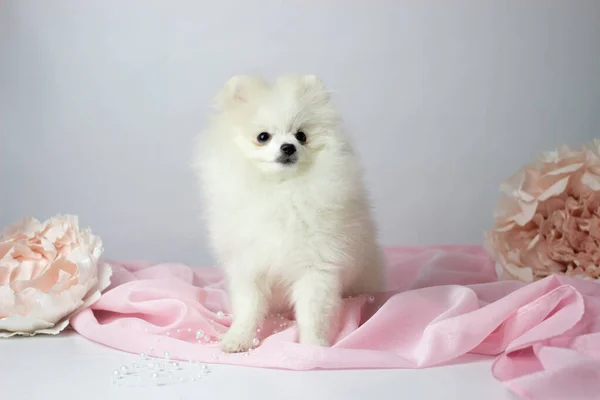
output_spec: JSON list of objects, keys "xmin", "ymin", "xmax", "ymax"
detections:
[
  {"xmin": 0, "ymin": 332, "xmax": 513, "ymax": 400},
  {"xmin": 1, "ymin": 1, "xmax": 599, "ymax": 265}
]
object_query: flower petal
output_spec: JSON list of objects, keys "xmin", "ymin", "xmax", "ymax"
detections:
[{"xmin": 581, "ymin": 171, "xmax": 600, "ymax": 191}]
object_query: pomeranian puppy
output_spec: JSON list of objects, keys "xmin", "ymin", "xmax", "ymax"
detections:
[{"xmin": 194, "ymin": 75, "xmax": 384, "ymax": 353}]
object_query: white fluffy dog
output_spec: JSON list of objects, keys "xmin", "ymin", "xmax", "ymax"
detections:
[{"xmin": 194, "ymin": 75, "xmax": 384, "ymax": 353}]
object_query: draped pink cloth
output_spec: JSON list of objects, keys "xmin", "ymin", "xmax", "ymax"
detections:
[{"xmin": 71, "ymin": 245, "xmax": 600, "ymax": 399}]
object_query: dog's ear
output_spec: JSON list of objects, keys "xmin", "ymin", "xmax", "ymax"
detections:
[
  {"xmin": 299, "ymin": 75, "xmax": 330, "ymax": 102},
  {"xmin": 214, "ymin": 75, "xmax": 267, "ymax": 111},
  {"xmin": 301, "ymin": 75, "xmax": 325, "ymax": 91}
]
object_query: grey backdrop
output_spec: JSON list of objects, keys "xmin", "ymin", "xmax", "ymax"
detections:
[{"xmin": 1, "ymin": 1, "xmax": 599, "ymax": 265}]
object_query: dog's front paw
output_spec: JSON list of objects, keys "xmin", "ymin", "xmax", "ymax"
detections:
[
  {"xmin": 299, "ymin": 334, "xmax": 330, "ymax": 347},
  {"xmin": 220, "ymin": 330, "xmax": 255, "ymax": 353}
]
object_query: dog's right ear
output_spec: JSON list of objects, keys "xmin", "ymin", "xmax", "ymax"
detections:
[{"xmin": 214, "ymin": 75, "xmax": 267, "ymax": 111}]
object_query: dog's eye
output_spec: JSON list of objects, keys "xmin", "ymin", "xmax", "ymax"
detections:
[
  {"xmin": 257, "ymin": 132, "xmax": 271, "ymax": 143},
  {"xmin": 295, "ymin": 131, "xmax": 307, "ymax": 143}
]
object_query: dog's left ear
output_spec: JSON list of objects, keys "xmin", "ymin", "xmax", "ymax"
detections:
[
  {"xmin": 300, "ymin": 75, "xmax": 330, "ymax": 100},
  {"xmin": 214, "ymin": 75, "xmax": 267, "ymax": 111},
  {"xmin": 294, "ymin": 75, "xmax": 331, "ymax": 106}
]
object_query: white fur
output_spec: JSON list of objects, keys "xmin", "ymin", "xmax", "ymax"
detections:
[{"xmin": 193, "ymin": 74, "xmax": 384, "ymax": 353}]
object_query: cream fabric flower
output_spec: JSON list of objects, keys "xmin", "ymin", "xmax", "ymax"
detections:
[
  {"xmin": 485, "ymin": 139, "xmax": 600, "ymax": 282},
  {"xmin": 0, "ymin": 215, "xmax": 111, "ymax": 337}
]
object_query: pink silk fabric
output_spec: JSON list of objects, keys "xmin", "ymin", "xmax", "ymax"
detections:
[{"xmin": 71, "ymin": 245, "xmax": 600, "ymax": 399}]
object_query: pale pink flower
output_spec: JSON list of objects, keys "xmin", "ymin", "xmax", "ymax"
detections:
[
  {"xmin": 0, "ymin": 215, "xmax": 111, "ymax": 336},
  {"xmin": 485, "ymin": 139, "xmax": 600, "ymax": 282}
]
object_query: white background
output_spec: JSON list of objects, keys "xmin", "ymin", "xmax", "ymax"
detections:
[
  {"xmin": 1, "ymin": 0, "xmax": 599, "ymax": 265},
  {"xmin": 0, "ymin": 332, "xmax": 513, "ymax": 400}
]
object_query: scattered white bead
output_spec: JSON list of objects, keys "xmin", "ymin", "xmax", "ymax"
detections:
[
  {"xmin": 112, "ymin": 350, "xmax": 214, "ymax": 387},
  {"xmin": 367, "ymin": 295, "xmax": 375, "ymax": 303},
  {"xmin": 216, "ymin": 311, "xmax": 225, "ymax": 319},
  {"xmin": 140, "ymin": 352, "xmax": 147, "ymax": 359},
  {"xmin": 252, "ymin": 338, "xmax": 260, "ymax": 346},
  {"xmin": 195, "ymin": 329, "xmax": 204, "ymax": 339}
]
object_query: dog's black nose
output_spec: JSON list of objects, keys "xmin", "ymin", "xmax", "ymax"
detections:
[{"xmin": 280, "ymin": 143, "xmax": 296, "ymax": 156}]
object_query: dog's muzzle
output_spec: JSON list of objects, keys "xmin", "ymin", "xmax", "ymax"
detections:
[
  {"xmin": 276, "ymin": 154, "xmax": 298, "ymax": 165},
  {"xmin": 277, "ymin": 143, "xmax": 298, "ymax": 165}
]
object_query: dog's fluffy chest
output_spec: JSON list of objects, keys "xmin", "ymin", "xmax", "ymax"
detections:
[
  {"xmin": 230, "ymin": 181, "xmax": 335, "ymax": 242},
  {"xmin": 209, "ymin": 177, "xmax": 352, "ymax": 272}
]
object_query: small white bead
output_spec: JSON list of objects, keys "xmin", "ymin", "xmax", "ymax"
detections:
[
  {"xmin": 164, "ymin": 352, "xmax": 171, "ymax": 359},
  {"xmin": 256, "ymin": 328, "xmax": 261, "ymax": 333},
  {"xmin": 195, "ymin": 329, "xmax": 204, "ymax": 339},
  {"xmin": 367, "ymin": 295, "xmax": 375, "ymax": 303},
  {"xmin": 252, "ymin": 338, "xmax": 260, "ymax": 346},
  {"xmin": 120, "ymin": 365, "xmax": 129, "ymax": 374},
  {"xmin": 151, "ymin": 373, "xmax": 158, "ymax": 379},
  {"xmin": 187, "ymin": 328, "xmax": 192, "ymax": 332},
  {"xmin": 113, "ymin": 369, "xmax": 120, "ymax": 376},
  {"xmin": 176, "ymin": 328, "xmax": 181, "ymax": 333},
  {"xmin": 216, "ymin": 311, "xmax": 225, "ymax": 319},
  {"xmin": 166, "ymin": 331, "xmax": 171, "ymax": 336},
  {"xmin": 140, "ymin": 352, "xmax": 147, "ymax": 359}
]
